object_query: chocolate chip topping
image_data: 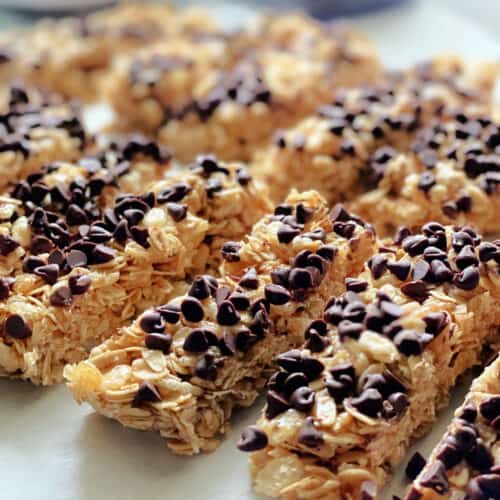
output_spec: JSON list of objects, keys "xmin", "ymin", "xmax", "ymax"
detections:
[
  {"xmin": 297, "ymin": 417, "xmax": 324, "ymax": 448},
  {"xmin": 289, "ymin": 386, "xmax": 315, "ymax": 413},
  {"xmin": 50, "ymin": 285, "xmax": 73, "ymax": 307},
  {"xmin": 265, "ymin": 390, "xmax": 290, "ymax": 419},
  {"xmin": 239, "ymin": 268, "xmax": 259, "ymax": 289},
  {"xmin": 453, "ymin": 265, "xmax": 480, "ymax": 290},
  {"xmin": 132, "ymin": 381, "xmax": 161, "ymax": 406},
  {"xmin": 183, "ymin": 328, "xmax": 217, "ymax": 353},
  {"xmin": 264, "ymin": 284, "xmax": 291, "ymax": 305},
  {"xmin": 419, "ymin": 461, "xmax": 449, "ymax": 494},
  {"xmin": 4, "ymin": 314, "xmax": 32, "ymax": 339},
  {"xmin": 181, "ymin": 297, "xmax": 204, "ymax": 323},
  {"xmin": 139, "ymin": 311, "xmax": 165, "ymax": 333},
  {"xmin": 237, "ymin": 426, "xmax": 268, "ymax": 452},
  {"xmin": 406, "ymin": 452, "xmax": 427, "ymax": 480}
]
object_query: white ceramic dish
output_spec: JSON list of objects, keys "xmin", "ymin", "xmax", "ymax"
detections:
[{"xmin": 1, "ymin": 2, "xmax": 499, "ymax": 500}]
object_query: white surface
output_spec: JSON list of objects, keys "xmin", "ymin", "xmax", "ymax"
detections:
[{"xmin": 1, "ymin": 2, "xmax": 499, "ymax": 500}]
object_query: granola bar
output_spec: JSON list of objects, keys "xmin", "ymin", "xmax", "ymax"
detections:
[
  {"xmin": 65, "ymin": 201, "xmax": 377, "ymax": 454},
  {"xmin": 0, "ymin": 156, "xmax": 270, "ymax": 384},
  {"xmin": 0, "ymin": 3, "xmax": 219, "ymax": 101},
  {"xmin": 406, "ymin": 356, "xmax": 499, "ymax": 500},
  {"xmin": 0, "ymin": 82, "xmax": 86, "ymax": 189},
  {"xmin": 252, "ymin": 57, "xmax": 498, "ymax": 214},
  {"xmin": 240, "ymin": 222, "xmax": 500, "ymax": 499},
  {"xmin": 350, "ymin": 107, "xmax": 500, "ymax": 236}
]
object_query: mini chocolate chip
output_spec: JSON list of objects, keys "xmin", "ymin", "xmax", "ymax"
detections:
[
  {"xmin": 194, "ymin": 353, "xmax": 218, "ymax": 380},
  {"xmin": 418, "ymin": 171, "xmax": 436, "ymax": 192},
  {"xmin": 123, "ymin": 209, "xmax": 144, "ymax": 227},
  {"xmin": 217, "ymin": 300, "xmax": 240, "ymax": 326},
  {"xmin": 264, "ymin": 284, "xmax": 291, "ymax": 305},
  {"xmin": 401, "ymin": 280, "xmax": 428, "ymax": 301},
  {"xmin": 132, "ymin": 381, "xmax": 161, "ymax": 406},
  {"xmin": 274, "ymin": 204, "xmax": 292, "ymax": 216},
  {"xmin": 384, "ymin": 392, "xmax": 409, "ymax": 418},
  {"xmin": 298, "ymin": 417, "xmax": 324, "ymax": 448},
  {"xmin": 235, "ymin": 328, "xmax": 257, "ymax": 352},
  {"xmin": 387, "ymin": 260, "xmax": 411, "ymax": 280},
  {"xmin": 283, "ymin": 372, "xmax": 308, "ymax": 396},
  {"xmin": 466, "ymin": 474, "xmax": 500, "ymax": 499},
  {"xmin": 167, "ymin": 202, "xmax": 187, "ymax": 222},
  {"xmin": 403, "ymin": 235, "xmax": 429, "ymax": 256},
  {"xmin": 66, "ymin": 204, "xmax": 88, "ymax": 226},
  {"xmin": 350, "ymin": 388, "xmax": 383, "ymax": 418},
  {"xmin": 289, "ymin": 268, "xmax": 313, "ymax": 289},
  {"xmin": 326, "ymin": 374, "xmax": 354, "ymax": 403},
  {"xmin": 412, "ymin": 260, "xmax": 431, "ymax": 281},
  {"xmin": 453, "ymin": 266, "xmax": 480, "ymax": 290},
  {"xmin": 338, "ymin": 320, "xmax": 363, "ymax": 340},
  {"xmin": 456, "ymin": 245, "xmax": 479, "ymax": 270},
  {"xmin": 394, "ymin": 226, "xmax": 411, "ymax": 245},
  {"xmin": 157, "ymin": 303, "xmax": 181, "ymax": 324},
  {"xmin": 68, "ymin": 275, "xmax": 91, "ymax": 295},
  {"xmin": 459, "ymin": 404, "xmax": 478, "ymax": 423},
  {"xmin": 423, "ymin": 312, "xmax": 448, "ymax": 336},
  {"xmin": 220, "ymin": 241, "xmax": 241, "ymax": 262},
  {"xmin": 183, "ymin": 328, "xmax": 216, "ymax": 353},
  {"xmin": 113, "ymin": 219, "xmax": 129, "ymax": 244},
  {"xmin": 237, "ymin": 426, "xmax": 268, "ymax": 452},
  {"xmin": 239, "ymin": 268, "xmax": 259, "ymax": 289},
  {"xmin": 188, "ymin": 276, "xmax": 213, "ymax": 300},
  {"xmin": 477, "ymin": 242, "xmax": 500, "ymax": 263},
  {"xmin": 430, "ymin": 260, "xmax": 454, "ymax": 283},
  {"xmin": 466, "ymin": 438, "xmax": 494, "ymax": 472},
  {"xmin": 66, "ymin": 249, "xmax": 87, "ymax": 269},
  {"xmin": 419, "ymin": 461, "xmax": 449, "ymax": 494},
  {"xmin": 345, "ymin": 278, "xmax": 368, "ymax": 293},
  {"xmin": 23, "ymin": 256, "xmax": 45, "ymax": 274},
  {"xmin": 130, "ymin": 226, "xmax": 149, "ymax": 248},
  {"xmin": 406, "ymin": 452, "xmax": 427, "ymax": 480},
  {"xmin": 289, "ymin": 386, "xmax": 315, "ymax": 413},
  {"xmin": 5, "ymin": 314, "xmax": 32, "ymax": 339},
  {"xmin": 140, "ymin": 311, "xmax": 165, "ymax": 333},
  {"xmin": 218, "ymin": 331, "xmax": 236, "ymax": 356},
  {"xmin": 145, "ymin": 332, "xmax": 172, "ymax": 354},
  {"xmin": 48, "ymin": 249, "xmax": 65, "ymax": 267},
  {"xmin": 30, "ymin": 235, "xmax": 54, "ymax": 255},
  {"xmin": 266, "ymin": 390, "xmax": 290, "ymax": 419},
  {"xmin": 456, "ymin": 195, "xmax": 472, "ymax": 213},
  {"xmin": 34, "ymin": 264, "xmax": 59, "ymax": 284},
  {"xmin": 228, "ymin": 292, "xmax": 250, "ymax": 311},
  {"xmin": 479, "ymin": 396, "xmax": 500, "ymax": 422},
  {"xmin": 296, "ymin": 203, "xmax": 313, "ymax": 224},
  {"xmin": 50, "ymin": 285, "xmax": 73, "ymax": 307},
  {"xmin": 317, "ymin": 244, "xmax": 337, "ymax": 261},
  {"xmin": 0, "ymin": 277, "xmax": 13, "ymax": 300},
  {"xmin": 91, "ymin": 245, "xmax": 115, "ymax": 264},
  {"xmin": 442, "ymin": 201, "xmax": 458, "ymax": 218},
  {"xmin": 395, "ymin": 328, "xmax": 427, "ymax": 355},
  {"xmin": 277, "ymin": 224, "xmax": 300, "ymax": 244},
  {"xmin": 181, "ymin": 297, "xmax": 204, "ymax": 323},
  {"xmin": 368, "ymin": 255, "xmax": 387, "ymax": 279}
]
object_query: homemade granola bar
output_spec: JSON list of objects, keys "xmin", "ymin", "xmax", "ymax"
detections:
[
  {"xmin": 0, "ymin": 3, "xmax": 219, "ymax": 101},
  {"xmin": 0, "ymin": 82, "xmax": 86, "ymax": 189},
  {"xmin": 0, "ymin": 156, "xmax": 270, "ymax": 384},
  {"xmin": 104, "ymin": 35, "xmax": 234, "ymax": 133},
  {"xmin": 351, "ymin": 108, "xmax": 500, "ymax": 236},
  {"xmin": 252, "ymin": 57, "xmax": 498, "ymax": 213},
  {"xmin": 406, "ymin": 356, "xmax": 499, "ymax": 500},
  {"xmin": 65, "ymin": 201, "xmax": 377, "ymax": 454},
  {"xmin": 240, "ymin": 222, "xmax": 500, "ymax": 499}
]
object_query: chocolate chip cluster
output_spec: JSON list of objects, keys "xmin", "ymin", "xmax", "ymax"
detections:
[{"xmin": 409, "ymin": 395, "xmax": 499, "ymax": 499}]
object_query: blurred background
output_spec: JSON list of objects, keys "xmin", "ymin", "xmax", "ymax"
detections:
[{"xmin": 0, "ymin": 0, "xmax": 497, "ymax": 39}]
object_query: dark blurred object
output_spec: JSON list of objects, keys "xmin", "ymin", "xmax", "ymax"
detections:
[{"xmin": 259, "ymin": 0, "xmax": 409, "ymax": 18}]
